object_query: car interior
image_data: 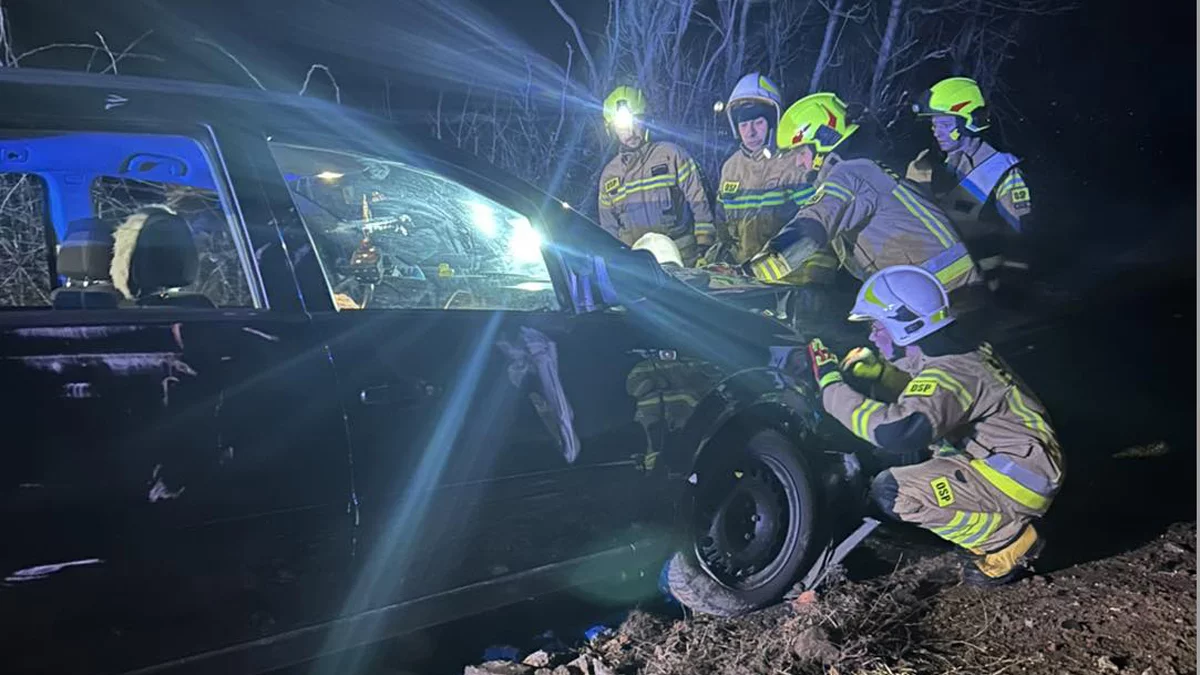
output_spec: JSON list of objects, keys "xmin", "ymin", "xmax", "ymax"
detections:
[{"xmin": 0, "ymin": 130, "xmax": 248, "ymax": 309}]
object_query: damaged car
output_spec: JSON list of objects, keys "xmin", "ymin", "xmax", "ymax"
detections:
[{"xmin": 0, "ymin": 68, "xmax": 864, "ymax": 675}]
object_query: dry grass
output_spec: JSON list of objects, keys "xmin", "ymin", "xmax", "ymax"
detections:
[{"xmin": 590, "ymin": 553, "xmax": 1026, "ymax": 675}]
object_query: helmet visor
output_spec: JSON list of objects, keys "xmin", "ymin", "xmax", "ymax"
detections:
[{"xmin": 730, "ymin": 101, "xmax": 775, "ymax": 126}]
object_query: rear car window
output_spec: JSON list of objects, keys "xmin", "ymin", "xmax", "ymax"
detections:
[
  {"xmin": 0, "ymin": 130, "xmax": 258, "ymax": 309},
  {"xmin": 0, "ymin": 172, "xmax": 52, "ymax": 307},
  {"xmin": 269, "ymin": 143, "xmax": 559, "ymax": 312}
]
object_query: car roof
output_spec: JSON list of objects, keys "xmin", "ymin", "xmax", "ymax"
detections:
[
  {"xmin": 0, "ymin": 67, "xmax": 359, "ymax": 120},
  {"xmin": 0, "ymin": 68, "xmax": 592, "ymax": 235}
]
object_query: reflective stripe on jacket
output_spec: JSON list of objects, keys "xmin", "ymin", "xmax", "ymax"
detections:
[
  {"xmin": 598, "ymin": 141, "xmax": 716, "ymax": 253},
  {"xmin": 822, "ymin": 342, "xmax": 1063, "ymax": 513},
  {"xmin": 772, "ymin": 153, "xmax": 983, "ymax": 292}
]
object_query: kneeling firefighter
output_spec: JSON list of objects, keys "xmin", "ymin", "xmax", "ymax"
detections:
[
  {"xmin": 806, "ymin": 265, "xmax": 1064, "ymax": 585},
  {"xmin": 744, "ymin": 92, "xmax": 989, "ymax": 317},
  {"xmin": 597, "ymin": 86, "xmax": 716, "ymax": 267}
]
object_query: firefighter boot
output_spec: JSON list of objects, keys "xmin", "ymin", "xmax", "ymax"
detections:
[{"xmin": 963, "ymin": 524, "xmax": 1044, "ymax": 587}]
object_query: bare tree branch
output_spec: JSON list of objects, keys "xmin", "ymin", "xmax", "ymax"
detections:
[
  {"xmin": 93, "ymin": 31, "xmax": 117, "ymax": 74},
  {"xmin": 194, "ymin": 38, "xmax": 266, "ymax": 90},
  {"xmin": 299, "ymin": 63, "xmax": 341, "ymax": 103},
  {"xmin": 99, "ymin": 29, "xmax": 153, "ymax": 75},
  {"xmin": 548, "ymin": 0, "xmax": 599, "ymax": 87}
]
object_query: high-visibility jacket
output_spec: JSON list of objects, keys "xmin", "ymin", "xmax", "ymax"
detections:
[
  {"xmin": 716, "ymin": 146, "xmax": 836, "ymax": 283},
  {"xmin": 763, "ymin": 153, "xmax": 983, "ymax": 293},
  {"xmin": 822, "ymin": 342, "xmax": 1064, "ymax": 520},
  {"xmin": 906, "ymin": 138, "xmax": 1032, "ymax": 239},
  {"xmin": 598, "ymin": 141, "xmax": 715, "ymax": 263}
]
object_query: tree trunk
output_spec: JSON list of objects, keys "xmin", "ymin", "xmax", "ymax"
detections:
[
  {"xmin": 809, "ymin": 0, "xmax": 846, "ymax": 93},
  {"xmin": 869, "ymin": 0, "xmax": 904, "ymax": 109},
  {"xmin": 733, "ymin": 0, "xmax": 751, "ymax": 80}
]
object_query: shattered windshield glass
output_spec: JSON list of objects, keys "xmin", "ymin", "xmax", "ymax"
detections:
[{"xmin": 270, "ymin": 143, "xmax": 559, "ymax": 312}]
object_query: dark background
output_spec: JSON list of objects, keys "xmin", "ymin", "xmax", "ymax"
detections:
[
  {"xmin": 0, "ymin": 3, "xmax": 1193, "ymax": 671},
  {"xmin": 6, "ymin": 0, "xmax": 1194, "ymax": 262}
]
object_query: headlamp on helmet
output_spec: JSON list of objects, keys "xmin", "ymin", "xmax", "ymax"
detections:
[{"xmin": 612, "ymin": 101, "xmax": 635, "ymax": 131}]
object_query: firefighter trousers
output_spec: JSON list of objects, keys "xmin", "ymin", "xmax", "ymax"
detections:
[{"xmin": 869, "ymin": 452, "xmax": 1044, "ymax": 554}]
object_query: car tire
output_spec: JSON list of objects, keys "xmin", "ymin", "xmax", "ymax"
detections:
[{"xmin": 667, "ymin": 427, "xmax": 822, "ymax": 617}]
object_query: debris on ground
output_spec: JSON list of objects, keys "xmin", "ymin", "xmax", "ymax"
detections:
[{"xmin": 462, "ymin": 522, "xmax": 1196, "ymax": 675}]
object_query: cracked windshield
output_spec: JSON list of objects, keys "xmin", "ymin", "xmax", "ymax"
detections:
[{"xmin": 271, "ymin": 143, "xmax": 558, "ymax": 312}]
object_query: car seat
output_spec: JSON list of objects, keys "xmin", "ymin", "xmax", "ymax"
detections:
[
  {"xmin": 51, "ymin": 217, "xmax": 124, "ymax": 309},
  {"xmin": 111, "ymin": 207, "xmax": 215, "ymax": 308}
]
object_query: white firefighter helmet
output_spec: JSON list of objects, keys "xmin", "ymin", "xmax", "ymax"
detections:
[
  {"xmin": 847, "ymin": 265, "xmax": 954, "ymax": 346},
  {"xmin": 632, "ymin": 232, "xmax": 684, "ymax": 268},
  {"xmin": 726, "ymin": 73, "xmax": 783, "ymax": 136}
]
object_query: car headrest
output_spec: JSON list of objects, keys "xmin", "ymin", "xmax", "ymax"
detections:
[
  {"xmin": 58, "ymin": 218, "xmax": 115, "ymax": 281},
  {"xmin": 125, "ymin": 210, "xmax": 199, "ymax": 298}
]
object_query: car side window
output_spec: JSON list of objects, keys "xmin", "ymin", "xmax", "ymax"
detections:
[
  {"xmin": 91, "ymin": 177, "xmax": 254, "ymax": 308},
  {"xmin": 269, "ymin": 143, "xmax": 560, "ymax": 312},
  {"xmin": 0, "ymin": 129, "xmax": 258, "ymax": 310},
  {"xmin": 0, "ymin": 172, "xmax": 53, "ymax": 306}
]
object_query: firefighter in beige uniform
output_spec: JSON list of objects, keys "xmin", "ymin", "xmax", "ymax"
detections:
[
  {"xmin": 714, "ymin": 72, "xmax": 837, "ymax": 285},
  {"xmin": 745, "ymin": 92, "xmax": 987, "ymax": 311},
  {"xmin": 907, "ymin": 77, "xmax": 1032, "ymax": 292},
  {"xmin": 598, "ymin": 86, "xmax": 715, "ymax": 267},
  {"xmin": 807, "ymin": 265, "xmax": 1063, "ymax": 584}
]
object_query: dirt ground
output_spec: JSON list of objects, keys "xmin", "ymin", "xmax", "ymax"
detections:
[{"xmin": 583, "ymin": 522, "xmax": 1195, "ymax": 675}]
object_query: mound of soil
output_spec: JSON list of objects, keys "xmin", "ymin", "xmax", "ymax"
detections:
[{"xmin": 585, "ymin": 522, "xmax": 1195, "ymax": 675}]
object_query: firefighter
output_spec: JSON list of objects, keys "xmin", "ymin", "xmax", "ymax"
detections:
[
  {"xmin": 744, "ymin": 92, "xmax": 987, "ymax": 313},
  {"xmin": 807, "ymin": 265, "xmax": 1063, "ymax": 585},
  {"xmin": 715, "ymin": 73, "xmax": 835, "ymax": 272},
  {"xmin": 598, "ymin": 86, "xmax": 715, "ymax": 267},
  {"xmin": 908, "ymin": 77, "xmax": 1032, "ymax": 293}
]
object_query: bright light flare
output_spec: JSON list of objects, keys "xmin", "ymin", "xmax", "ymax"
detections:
[
  {"xmin": 470, "ymin": 202, "xmax": 496, "ymax": 236},
  {"xmin": 612, "ymin": 106, "xmax": 635, "ymax": 131},
  {"xmin": 316, "ymin": 171, "xmax": 344, "ymax": 181},
  {"xmin": 507, "ymin": 216, "xmax": 543, "ymax": 263}
]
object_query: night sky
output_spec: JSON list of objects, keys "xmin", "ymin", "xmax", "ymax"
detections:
[{"xmin": 5, "ymin": 0, "xmax": 1196, "ymax": 269}]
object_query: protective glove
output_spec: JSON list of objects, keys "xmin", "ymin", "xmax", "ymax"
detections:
[
  {"xmin": 840, "ymin": 346, "xmax": 912, "ymax": 399},
  {"xmin": 841, "ymin": 346, "xmax": 884, "ymax": 380},
  {"xmin": 743, "ymin": 250, "xmax": 792, "ymax": 283},
  {"xmin": 807, "ymin": 338, "xmax": 842, "ymax": 390}
]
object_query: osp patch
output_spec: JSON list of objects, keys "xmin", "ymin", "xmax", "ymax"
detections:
[
  {"xmin": 930, "ymin": 476, "xmax": 955, "ymax": 507},
  {"xmin": 903, "ymin": 378, "xmax": 939, "ymax": 397}
]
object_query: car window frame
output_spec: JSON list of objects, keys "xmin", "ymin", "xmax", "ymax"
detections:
[
  {"xmin": 0, "ymin": 120, "xmax": 269, "ymax": 319},
  {"xmin": 260, "ymin": 130, "xmax": 573, "ymax": 316}
]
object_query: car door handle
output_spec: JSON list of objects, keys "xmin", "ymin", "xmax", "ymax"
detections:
[{"xmin": 359, "ymin": 378, "xmax": 437, "ymax": 408}]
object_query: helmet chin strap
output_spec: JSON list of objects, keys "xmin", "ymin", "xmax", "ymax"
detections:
[{"xmin": 949, "ymin": 127, "xmax": 962, "ymax": 142}]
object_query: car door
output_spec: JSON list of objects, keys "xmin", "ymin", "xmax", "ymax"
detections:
[
  {"xmin": 260, "ymin": 137, "xmax": 667, "ymax": 637},
  {"xmin": 0, "ymin": 118, "xmax": 353, "ymax": 674}
]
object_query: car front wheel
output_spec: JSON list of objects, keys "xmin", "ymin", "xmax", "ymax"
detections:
[{"xmin": 666, "ymin": 427, "xmax": 822, "ymax": 616}]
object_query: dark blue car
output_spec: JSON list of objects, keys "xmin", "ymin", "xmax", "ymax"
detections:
[{"xmin": 0, "ymin": 68, "xmax": 858, "ymax": 674}]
